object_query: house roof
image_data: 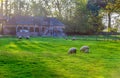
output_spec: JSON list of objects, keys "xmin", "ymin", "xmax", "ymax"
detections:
[
  {"xmin": 15, "ymin": 16, "xmax": 34, "ymax": 25},
  {"xmin": 49, "ymin": 18, "xmax": 65, "ymax": 26},
  {"xmin": 6, "ymin": 15, "xmax": 65, "ymax": 26},
  {"xmin": 33, "ymin": 16, "xmax": 45, "ymax": 26},
  {"xmin": 34, "ymin": 17, "xmax": 65, "ymax": 26},
  {"xmin": 6, "ymin": 15, "xmax": 34, "ymax": 25}
]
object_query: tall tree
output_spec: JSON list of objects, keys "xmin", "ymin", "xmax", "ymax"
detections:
[
  {"xmin": 0, "ymin": 0, "xmax": 4, "ymax": 14},
  {"xmin": 29, "ymin": 0, "xmax": 48, "ymax": 16},
  {"xmin": 105, "ymin": 0, "xmax": 120, "ymax": 32}
]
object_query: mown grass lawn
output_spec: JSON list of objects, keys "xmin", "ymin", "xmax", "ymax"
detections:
[{"xmin": 0, "ymin": 37, "xmax": 120, "ymax": 78}]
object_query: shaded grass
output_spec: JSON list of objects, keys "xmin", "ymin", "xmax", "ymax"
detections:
[{"xmin": 0, "ymin": 37, "xmax": 120, "ymax": 78}]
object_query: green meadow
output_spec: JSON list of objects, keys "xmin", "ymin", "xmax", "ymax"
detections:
[{"xmin": 0, "ymin": 37, "xmax": 120, "ymax": 78}]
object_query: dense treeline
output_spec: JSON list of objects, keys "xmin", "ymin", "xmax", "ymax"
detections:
[{"xmin": 0, "ymin": 0, "xmax": 120, "ymax": 35}]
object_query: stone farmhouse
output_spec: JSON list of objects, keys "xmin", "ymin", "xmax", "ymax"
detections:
[{"xmin": 0, "ymin": 15, "xmax": 65, "ymax": 37}]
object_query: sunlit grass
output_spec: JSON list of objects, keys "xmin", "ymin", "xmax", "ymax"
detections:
[{"xmin": 0, "ymin": 37, "xmax": 120, "ymax": 78}]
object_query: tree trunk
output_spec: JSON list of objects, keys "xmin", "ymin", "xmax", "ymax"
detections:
[
  {"xmin": 5, "ymin": 0, "xmax": 8, "ymax": 16},
  {"xmin": 108, "ymin": 12, "xmax": 111, "ymax": 32}
]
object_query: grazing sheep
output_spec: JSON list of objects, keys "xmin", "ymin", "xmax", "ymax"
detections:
[
  {"xmin": 18, "ymin": 36, "xmax": 22, "ymax": 39},
  {"xmin": 26, "ymin": 36, "xmax": 30, "ymax": 39},
  {"xmin": 72, "ymin": 37, "xmax": 77, "ymax": 40},
  {"xmin": 68, "ymin": 47, "xmax": 77, "ymax": 54},
  {"xmin": 63, "ymin": 37, "xmax": 68, "ymax": 40},
  {"xmin": 80, "ymin": 46, "xmax": 89, "ymax": 53}
]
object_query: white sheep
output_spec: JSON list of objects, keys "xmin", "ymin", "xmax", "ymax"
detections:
[
  {"xmin": 26, "ymin": 36, "xmax": 30, "ymax": 39},
  {"xmin": 18, "ymin": 36, "xmax": 22, "ymax": 39},
  {"xmin": 68, "ymin": 47, "xmax": 77, "ymax": 54},
  {"xmin": 80, "ymin": 46, "xmax": 89, "ymax": 53}
]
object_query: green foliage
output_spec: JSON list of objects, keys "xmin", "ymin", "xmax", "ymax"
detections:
[
  {"xmin": 106, "ymin": 0, "xmax": 120, "ymax": 12},
  {"xmin": 64, "ymin": 0, "xmax": 104, "ymax": 34},
  {"xmin": 87, "ymin": 1, "xmax": 101, "ymax": 16},
  {"xmin": 103, "ymin": 0, "xmax": 120, "ymax": 32},
  {"xmin": 86, "ymin": 0, "xmax": 120, "ymax": 32},
  {"xmin": 0, "ymin": 37, "xmax": 120, "ymax": 78},
  {"xmin": 64, "ymin": 0, "xmax": 90, "ymax": 34},
  {"xmin": 88, "ymin": 15, "xmax": 104, "ymax": 33}
]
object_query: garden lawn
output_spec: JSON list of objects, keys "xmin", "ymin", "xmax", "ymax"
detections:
[{"xmin": 0, "ymin": 37, "xmax": 120, "ymax": 78}]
